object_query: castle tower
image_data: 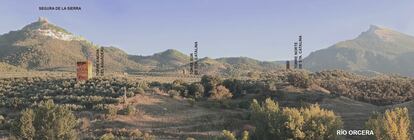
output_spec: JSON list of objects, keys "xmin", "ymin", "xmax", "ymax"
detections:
[{"xmin": 38, "ymin": 17, "xmax": 49, "ymax": 23}]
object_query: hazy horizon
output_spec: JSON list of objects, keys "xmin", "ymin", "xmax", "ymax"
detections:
[{"xmin": 1, "ymin": 0, "xmax": 414, "ymax": 61}]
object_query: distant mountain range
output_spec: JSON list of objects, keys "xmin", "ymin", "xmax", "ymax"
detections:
[
  {"xmin": 0, "ymin": 18, "xmax": 142, "ymax": 72},
  {"xmin": 304, "ymin": 25, "xmax": 414, "ymax": 76},
  {"xmin": 1, "ymin": 18, "xmax": 414, "ymax": 76},
  {"xmin": 0, "ymin": 18, "xmax": 283, "ymax": 75}
]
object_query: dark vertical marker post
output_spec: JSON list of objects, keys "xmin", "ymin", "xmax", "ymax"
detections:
[
  {"xmin": 96, "ymin": 48, "xmax": 100, "ymax": 76},
  {"xmin": 286, "ymin": 60, "xmax": 290, "ymax": 70},
  {"xmin": 294, "ymin": 42, "xmax": 298, "ymax": 69},
  {"xmin": 194, "ymin": 42, "xmax": 199, "ymax": 75},
  {"xmin": 100, "ymin": 48, "xmax": 104, "ymax": 76},
  {"xmin": 298, "ymin": 36, "xmax": 303, "ymax": 69},
  {"xmin": 190, "ymin": 53, "xmax": 194, "ymax": 75}
]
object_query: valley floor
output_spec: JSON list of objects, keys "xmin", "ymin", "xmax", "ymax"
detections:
[
  {"xmin": 91, "ymin": 92, "xmax": 244, "ymax": 140},
  {"xmin": 91, "ymin": 92, "xmax": 414, "ymax": 140},
  {"xmin": 1, "ymin": 72, "xmax": 414, "ymax": 140}
]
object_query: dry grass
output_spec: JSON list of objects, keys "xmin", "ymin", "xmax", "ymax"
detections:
[
  {"xmin": 2, "ymin": 71, "xmax": 413, "ymax": 140},
  {"xmin": 0, "ymin": 72, "xmax": 74, "ymax": 79},
  {"xmin": 0, "ymin": 72, "xmax": 200, "ymax": 83},
  {"xmin": 93, "ymin": 92, "xmax": 243, "ymax": 139}
]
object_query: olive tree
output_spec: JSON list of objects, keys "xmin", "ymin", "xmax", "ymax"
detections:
[
  {"xmin": 365, "ymin": 107, "xmax": 411, "ymax": 140},
  {"xmin": 11, "ymin": 100, "xmax": 78, "ymax": 140},
  {"xmin": 250, "ymin": 98, "xmax": 343, "ymax": 140}
]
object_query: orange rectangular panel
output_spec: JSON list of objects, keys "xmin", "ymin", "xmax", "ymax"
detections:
[{"xmin": 77, "ymin": 61, "xmax": 92, "ymax": 81}]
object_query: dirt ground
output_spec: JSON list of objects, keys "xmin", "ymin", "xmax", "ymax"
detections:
[
  {"xmin": 93, "ymin": 92, "xmax": 245, "ymax": 140},
  {"xmin": 319, "ymin": 97, "xmax": 414, "ymax": 140},
  {"xmin": 2, "ymin": 73, "xmax": 413, "ymax": 140}
]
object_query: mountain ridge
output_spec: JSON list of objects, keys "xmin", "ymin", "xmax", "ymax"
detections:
[
  {"xmin": 0, "ymin": 18, "xmax": 284, "ymax": 74},
  {"xmin": 304, "ymin": 25, "xmax": 414, "ymax": 76},
  {"xmin": 0, "ymin": 18, "xmax": 142, "ymax": 72},
  {"xmin": 2, "ymin": 18, "xmax": 414, "ymax": 76}
]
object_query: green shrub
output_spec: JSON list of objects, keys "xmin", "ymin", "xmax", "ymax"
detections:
[
  {"xmin": 105, "ymin": 105, "xmax": 118, "ymax": 119},
  {"xmin": 100, "ymin": 133, "xmax": 115, "ymax": 140},
  {"xmin": 149, "ymin": 81, "xmax": 162, "ymax": 87},
  {"xmin": 168, "ymin": 90, "xmax": 180, "ymax": 98},
  {"xmin": 187, "ymin": 98, "xmax": 196, "ymax": 107},
  {"xmin": 209, "ymin": 85, "xmax": 233, "ymax": 101},
  {"xmin": 79, "ymin": 117, "xmax": 90, "ymax": 132},
  {"xmin": 247, "ymin": 71, "xmax": 260, "ymax": 79},
  {"xmin": 222, "ymin": 79, "xmax": 245, "ymax": 97},
  {"xmin": 241, "ymin": 131, "xmax": 249, "ymax": 140},
  {"xmin": 222, "ymin": 130, "xmax": 237, "ymax": 140},
  {"xmin": 122, "ymin": 105, "xmax": 136, "ymax": 116},
  {"xmin": 365, "ymin": 107, "xmax": 411, "ymax": 140},
  {"xmin": 250, "ymin": 98, "xmax": 342, "ymax": 140},
  {"xmin": 222, "ymin": 130, "xmax": 250, "ymax": 140},
  {"xmin": 142, "ymin": 132, "xmax": 156, "ymax": 140},
  {"xmin": 11, "ymin": 109, "xmax": 35, "ymax": 140},
  {"xmin": 129, "ymin": 129, "xmax": 143, "ymax": 138},
  {"xmin": 135, "ymin": 87, "xmax": 145, "ymax": 94},
  {"xmin": 188, "ymin": 83, "xmax": 205, "ymax": 99},
  {"xmin": 201, "ymin": 75, "xmax": 222, "ymax": 97},
  {"xmin": 287, "ymin": 71, "xmax": 312, "ymax": 88},
  {"xmin": 11, "ymin": 100, "xmax": 78, "ymax": 140},
  {"xmin": 186, "ymin": 137, "xmax": 196, "ymax": 140},
  {"xmin": 238, "ymin": 100, "xmax": 251, "ymax": 109},
  {"xmin": 0, "ymin": 115, "xmax": 4, "ymax": 124},
  {"xmin": 172, "ymin": 79, "xmax": 185, "ymax": 85}
]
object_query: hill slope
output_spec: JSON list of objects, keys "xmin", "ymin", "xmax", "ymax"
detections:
[
  {"xmin": 0, "ymin": 18, "xmax": 143, "ymax": 72},
  {"xmin": 304, "ymin": 25, "xmax": 414, "ymax": 76},
  {"xmin": 128, "ymin": 49, "xmax": 190, "ymax": 71},
  {"xmin": 0, "ymin": 62, "xmax": 26, "ymax": 72},
  {"xmin": 0, "ymin": 18, "xmax": 283, "ymax": 74}
]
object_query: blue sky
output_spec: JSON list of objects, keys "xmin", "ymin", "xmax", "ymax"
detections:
[{"xmin": 1, "ymin": 0, "xmax": 414, "ymax": 61}]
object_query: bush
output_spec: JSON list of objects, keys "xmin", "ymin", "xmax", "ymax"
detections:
[
  {"xmin": 11, "ymin": 100, "xmax": 78, "ymax": 140},
  {"xmin": 287, "ymin": 71, "xmax": 312, "ymax": 88},
  {"xmin": 365, "ymin": 107, "xmax": 411, "ymax": 140},
  {"xmin": 100, "ymin": 133, "xmax": 115, "ymax": 140},
  {"xmin": 188, "ymin": 83, "xmax": 205, "ymax": 99},
  {"xmin": 241, "ymin": 131, "xmax": 249, "ymax": 140},
  {"xmin": 187, "ymin": 98, "xmax": 196, "ymax": 107},
  {"xmin": 11, "ymin": 109, "xmax": 35, "ymax": 140},
  {"xmin": 222, "ymin": 130, "xmax": 237, "ymax": 140},
  {"xmin": 201, "ymin": 75, "xmax": 222, "ymax": 97},
  {"xmin": 0, "ymin": 115, "xmax": 4, "ymax": 124},
  {"xmin": 222, "ymin": 130, "xmax": 249, "ymax": 140},
  {"xmin": 105, "ymin": 105, "xmax": 118, "ymax": 119},
  {"xmin": 129, "ymin": 129, "xmax": 143, "ymax": 138},
  {"xmin": 172, "ymin": 79, "xmax": 185, "ymax": 85},
  {"xmin": 172, "ymin": 84, "xmax": 186, "ymax": 96},
  {"xmin": 238, "ymin": 100, "xmax": 251, "ymax": 109},
  {"xmin": 247, "ymin": 71, "xmax": 260, "ymax": 79},
  {"xmin": 79, "ymin": 117, "xmax": 90, "ymax": 132},
  {"xmin": 168, "ymin": 90, "xmax": 180, "ymax": 98},
  {"xmin": 135, "ymin": 87, "xmax": 145, "ymax": 94},
  {"xmin": 222, "ymin": 79, "xmax": 245, "ymax": 97},
  {"xmin": 209, "ymin": 85, "xmax": 233, "ymax": 101},
  {"xmin": 250, "ymin": 98, "xmax": 342, "ymax": 140},
  {"xmin": 142, "ymin": 132, "xmax": 156, "ymax": 140},
  {"xmin": 122, "ymin": 105, "xmax": 136, "ymax": 116},
  {"xmin": 316, "ymin": 71, "xmax": 414, "ymax": 105}
]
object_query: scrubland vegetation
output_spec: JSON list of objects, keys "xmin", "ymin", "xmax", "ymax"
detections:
[
  {"xmin": 365, "ymin": 107, "xmax": 411, "ymax": 140},
  {"xmin": 0, "ymin": 69, "xmax": 413, "ymax": 139},
  {"xmin": 0, "ymin": 77, "xmax": 154, "ymax": 139},
  {"xmin": 249, "ymin": 98, "xmax": 342, "ymax": 140}
]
